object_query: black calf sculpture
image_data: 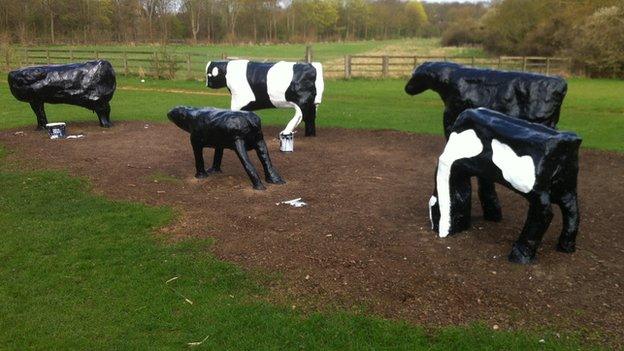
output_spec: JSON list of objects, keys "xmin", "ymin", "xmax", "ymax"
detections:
[
  {"xmin": 429, "ymin": 108, "xmax": 581, "ymax": 264},
  {"xmin": 405, "ymin": 61, "xmax": 568, "ymax": 223},
  {"xmin": 8, "ymin": 60, "xmax": 116, "ymax": 129},
  {"xmin": 167, "ymin": 106, "xmax": 285, "ymax": 190}
]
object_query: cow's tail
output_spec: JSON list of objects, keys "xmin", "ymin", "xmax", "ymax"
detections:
[{"xmin": 311, "ymin": 62, "xmax": 324, "ymax": 105}]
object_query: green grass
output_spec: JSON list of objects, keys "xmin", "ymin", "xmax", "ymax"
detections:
[
  {"xmin": 1, "ymin": 76, "xmax": 622, "ymax": 151},
  {"xmin": 0, "ymin": 74, "xmax": 620, "ymax": 348},
  {"xmin": 0, "ymin": 166, "xmax": 590, "ymax": 350}
]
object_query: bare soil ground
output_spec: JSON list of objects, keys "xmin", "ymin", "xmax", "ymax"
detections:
[{"xmin": 2, "ymin": 122, "xmax": 623, "ymax": 344}]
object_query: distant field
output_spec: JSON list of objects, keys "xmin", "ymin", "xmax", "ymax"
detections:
[{"xmin": 0, "ymin": 76, "xmax": 622, "ymax": 152}]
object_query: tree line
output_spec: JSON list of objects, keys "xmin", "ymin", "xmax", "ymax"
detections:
[
  {"xmin": 439, "ymin": 0, "xmax": 624, "ymax": 77},
  {"xmin": 0, "ymin": 0, "xmax": 429, "ymax": 44}
]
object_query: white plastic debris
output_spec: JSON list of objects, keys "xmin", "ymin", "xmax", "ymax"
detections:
[
  {"xmin": 277, "ymin": 198, "xmax": 307, "ymax": 208},
  {"xmin": 66, "ymin": 134, "xmax": 85, "ymax": 139}
]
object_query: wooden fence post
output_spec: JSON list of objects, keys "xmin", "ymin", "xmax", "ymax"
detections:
[
  {"xmin": 545, "ymin": 58, "xmax": 551, "ymax": 75},
  {"xmin": 382, "ymin": 55, "xmax": 389, "ymax": 78},
  {"xmin": 187, "ymin": 53, "xmax": 192, "ymax": 80},
  {"xmin": 69, "ymin": 49, "xmax": 74, "ymax": 61},
  {"xmin": 25, "ymin": 48, "xmax": 29, "ymax": 65},
  {"xmin": 46, "ymin": 49, "xmax": 50, "ymax": 64},
  {"xmin": 413, "ymin": 56, "xmax": 418, "ymax": 67},
  {"xmin": 154, "ymin": 52, "xmax": 160, "ymax": 79},
  {"xmin": 522, "ymin": 56, "xmax": 527, "ymax": 71},
  {"xmin": 305, "ymin": 45, "xmax": 312, "ymax": 63},
  {"xmin": 471, "ymin": 56, "xmax": 475, "ymax": 67},
  {"xmin": 123, "ymin": 51, "xmax": 128, "ymax": 76},
  {"xmin": 95, "ymin": 50, "xmax": 99, "ymax": 59},
  {"xmin": 498, "ymin": 56, "xmax": 502, "ymax": 69},
  {"xmin": 344, "ymin": 55, "xmax": 351, "ymax": 79}
]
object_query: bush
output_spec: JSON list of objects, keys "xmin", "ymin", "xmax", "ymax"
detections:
[
  {"xmin": 570, "ymin": 6, "xmax": 624, "ymax": 78},
  {"xmin": 441, "ymin": 20, "xmax": 483, "ymax": 47}
]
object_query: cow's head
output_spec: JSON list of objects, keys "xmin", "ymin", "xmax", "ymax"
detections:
[
  {"xmin": 405, "ymin": 61, "xmax": 461, "ymax": 95},
  {"xmin": 206, "ymin": 61, "xmax": 227, "ymax": 89},
  {"xmin": 167, "ymin": 106, "xmax": 194, "ymax": 133}
]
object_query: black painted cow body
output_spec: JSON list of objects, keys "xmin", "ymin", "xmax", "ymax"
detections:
[
  {"xmin": 205, "ymin": 60, "xmax": 324, "ymax": 136},
  {"xmin": 8, "ymin": 60, "xmax": 116, "ymax": 129},
  {"xmin": 405, "ymin": 61, "xmax": 568, "ymax": 223},
  {"xmin": 429, "ymin": 108, "xmax": 581, "ymax": 264},
  {"xmin": 167, "ymin": 106, "xmax": 285, "ymax": 190}
]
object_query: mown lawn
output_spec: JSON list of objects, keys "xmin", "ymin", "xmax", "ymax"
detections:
[
  {"xmin": 1, "ymin": 77, "xmax": 622, "ymax": 151},
  {"xmin": 0, "ymin": 76, "xmax": 620, "ymax": 349}
]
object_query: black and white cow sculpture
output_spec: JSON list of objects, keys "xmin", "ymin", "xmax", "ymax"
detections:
[
  {"xmin": 405, "ymin": 61, "xmax": 568, "ymax": 223},
  {"xmin": 8, "ymin": 60, "xmax": 116, "ymax": 129},
  {"xmin": 429, "ymin": 108, "xmax": 581, "ymax": 264},
  {"xmin": 205, "ymin": 60, "xmax": 324, "ymax": 137},
  {"xmin": 167, "ymin": 106, "xmax": 285, "ymax": 190}
]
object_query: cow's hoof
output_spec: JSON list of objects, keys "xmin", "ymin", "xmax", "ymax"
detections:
[
  {"xmin": 206, "ymin": 168, "xmax": 222, "ymax": 174},
  {"xmin": 508, "ymin": 243, "xmax": 536, "ymax": 264},
  {"xmin": 556, "ymin": 241, "xmax": 576, "ymax": 253},
  {"xmin": 100, "ymin": 122, "xmax": 113, "ymax": 128},
  {"xmin": 267, "ymin": 176, "xmax": 285, "ymax": 185},
  {"xmin": 483, "ymin": 207, "xmax": 503, "ymax": 222},
  {"xmin": 195, "ymin": 172, "xmax": 208, "ymax": 179},
  {"xmin": 253, "ymin": 183, "xmax": 267, "ymax": 191}
]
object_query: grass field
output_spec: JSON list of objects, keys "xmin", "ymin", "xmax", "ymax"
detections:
[
  {"xmin": 0, "ymin": 74, "xmax": 621, "ymax": 349},
  {"xmin": 1, "ymin": 77, "xmax": 622, "ymax": 151}
]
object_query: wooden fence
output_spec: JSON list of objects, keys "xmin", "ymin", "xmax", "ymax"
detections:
[
  {"xmin": 340, "ymin": 55, "xmax": 572, "ymax": 79},
  {"xmin": 1, "ymin": 46, "xmax": 571, "ymax": 80}
]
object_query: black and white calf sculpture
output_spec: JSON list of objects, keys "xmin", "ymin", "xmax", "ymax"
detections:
[
  {"xmin": 205, "ymin": 60, "xmax": 324, "ymax": 137},
  {"xmin": 8, "ymin": 60, "xmax": 116, "ymax": 129},
  {"xmin": 405, "ymin": 61, "xmax": 568, "ymax": 223},
  {"xmin": 429, "ymin": 108, "xmax": 581, "ymax": 264},
  {"xmin": 167, "ymin": 106, "xmax": 285, "ymax": 190}
]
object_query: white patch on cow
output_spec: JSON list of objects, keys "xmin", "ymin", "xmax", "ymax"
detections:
[
  {"xmin": 226, "ymin": 60, "xmax": 255, "ymax": 110},
  {"xmin": 311, "ymin": 62, "xmax": 324, "ymax": 104},
  {"xmin": 491, "ymin": 139, "xmax": 536, "ymax": 193},
  {"xmin": 205, "ymin": 61, "xmax": 211, "ymax": 75},
  {"xmin": 267, "ymin": 61, "xmax": 301, "ymax": 135},
  {"xmin": 437, "ymin": 129, "xmax": 483, "ymax": 238},
  {"xmin": 211, "ymin": 67, "xmax": 219, "ymax": 77},
  {"xmin": 428, "ymin": 196, "xmax": 437, "ymax": 229}
]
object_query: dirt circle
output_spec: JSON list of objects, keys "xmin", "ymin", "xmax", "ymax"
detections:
[{"xmin": 2, "ymin": 122, "xmax": 623, "ymax": 344}]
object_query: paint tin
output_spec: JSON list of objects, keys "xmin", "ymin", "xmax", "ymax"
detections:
[
  {"xmin": 279, "ymin": 132, "xmax": 294, "ymax": 152},
  {"xmin": 46, "ymin": 122, "xmax": 67, "ymax": 139}
]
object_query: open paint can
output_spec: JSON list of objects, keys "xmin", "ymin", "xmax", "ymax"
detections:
[
  {"xmin": 279, "ymin": 132, "xmax": 294, "ymax": 152},
  {"xmin": 46, "ymin": 122, "xmax": 67, "ymax": 139}
]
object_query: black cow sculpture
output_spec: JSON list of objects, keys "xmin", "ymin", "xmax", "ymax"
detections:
[
  {"xmin": 405, "ymin": 61, "xmax": 568, "ymax": 223},
  {"xmin": 167, "ymin": 106, "xmax": 285, "ymax": 190},
  {"xmin": 8, "ymin": 60, "xmax": 116, "ymax": 129},
  {"xmin": 429, "ymin": 108, "xmax": 581, "ymax": 264},
  {"xmin": 205, "ymin": 60, "xmax": 324, "ymax": 137}
]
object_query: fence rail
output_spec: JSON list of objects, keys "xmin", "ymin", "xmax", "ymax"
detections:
[{"xmin": 1, "ymin": 46, "xmax": 572, "ymax": 80}]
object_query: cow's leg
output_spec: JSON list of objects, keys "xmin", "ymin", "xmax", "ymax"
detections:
[
  {"xmin": 478, "ymin": 178, "xmax": 503, "ymax": 222},
  {"xmin": 450, "ymin": 171, "xmax": 472, "ymax": 233},
  {"xmin": 442, "ymin": 109, "xmax": 455, "ymax": 139},
  {"xmin": 94, "ymin": 102, "xmax": 113, "ymax": 128},
  {"xmin": 508, "ymin": 193, "xmax": 553, "ymax": 264},
  {"xmin": 29, "ymin": 101, "xmax": 48, "ymax": 130},
  {"xmin": 303, "ymin": 104, "xmax": 316, "ymax": 137},
  {"xmin": 191, "ymin": 136, "xmax": 208, "ymax": 179},
  {"xmin": 281, "ymin": 105, "xmax": 303, "ymax": 136},
  {"xmin": 254, "ymin": 139, "xmax": 285, "ymax": 184},
  {"xmin": 234, "ymin": 139, "xmax": 266, "ymax": 190},
  {"xmin": 556, "ymin": 192, "xmax": 580, "ymax": 253},
  {"xmin": 207, "ymin": 147, "xmax": 223, "ymax": 174}
]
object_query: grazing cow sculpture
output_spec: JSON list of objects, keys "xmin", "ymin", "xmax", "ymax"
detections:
[
  {"xmin": 167, "ymin": 106, "xmax": 285, "ymax": 190},
  {"xmin": 405, "ymin": 61, "xmax": 568, "ymax": 223},
  {"xmin": 8, "ymin": 60, "xmax": 116, "ymax": 129},
  {"xmin": 205, "ymin": 60, "xmax": 324, "ymax": 137},
  {"xmin": 429, "ymin": 108, "xmax": 581, "ymax": 264}
]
